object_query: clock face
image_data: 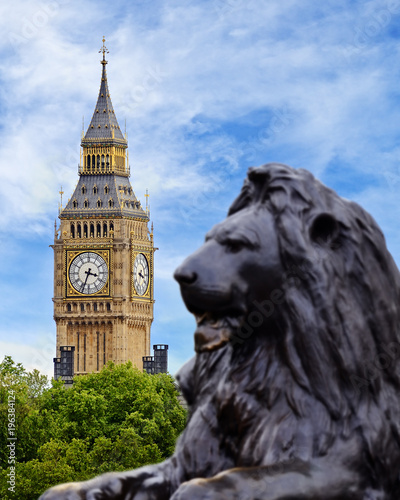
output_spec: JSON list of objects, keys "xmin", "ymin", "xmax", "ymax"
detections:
[
  {"xmin": 69, "ymin": 252, "xmax": 109, "ymax": 295},
  {"xmin": 133, "ymin": 253, "xmax": 149, "ymax": 296}
]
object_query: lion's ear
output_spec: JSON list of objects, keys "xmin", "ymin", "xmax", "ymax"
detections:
[{"xmin": 309, "ymin": 213, "xmax": 340, "ymax": 247}]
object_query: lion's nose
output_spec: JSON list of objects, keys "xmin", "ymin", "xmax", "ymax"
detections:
[{"xmin": 174, "ymin": 265, "xmax": 197, "ymax": 285}]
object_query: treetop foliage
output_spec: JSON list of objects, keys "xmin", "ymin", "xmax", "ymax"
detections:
[{"xmin": 0, "ymin": 357, "xmax": 187, "ymax": 500}]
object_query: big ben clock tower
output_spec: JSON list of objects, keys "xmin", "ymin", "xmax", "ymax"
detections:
[{"xmin": 52, "ymin": 39, "xmax": 155, "ymax": 375}]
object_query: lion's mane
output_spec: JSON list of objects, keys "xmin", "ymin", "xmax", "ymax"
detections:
[
  {"xmin": 219, "ymin": 163, "xmax": 400, "ymax": 488},
  {"xmin": 175, "ymin": 163, "xmax": 400, "ymax": 498}
]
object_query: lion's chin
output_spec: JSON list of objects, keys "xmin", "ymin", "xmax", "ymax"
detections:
[{"xmin": 194, "ymin": 313, "xmax": 244, "ymax": 352}]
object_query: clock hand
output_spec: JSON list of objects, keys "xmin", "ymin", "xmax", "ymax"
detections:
[
  {"xmin": 86, "ymin": 268, "xmax": 98, "ymax": 278},
  {"xmin": 81, "ymin": 268, "xmax": 98, "ymax": 292},
  {"xmin": 139, "ymin": 271, "xmax": 144, "ymax": 279},
  {"xmin": 81, "ymin": 270, "xmax": 90, "ymax": 292}
]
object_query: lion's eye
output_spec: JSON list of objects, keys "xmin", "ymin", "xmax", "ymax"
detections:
[{"xmin": 225, "ymin": 239, "xmax": 245, "ymax": 253}]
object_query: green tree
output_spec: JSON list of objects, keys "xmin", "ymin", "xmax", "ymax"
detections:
[
  {"xmin": 0, "ymin": 358, "xmax": 186, "ymax": 500},
  {"xmin": 0, "ymin": 357, "xmax": 50, "ymax": 466}
]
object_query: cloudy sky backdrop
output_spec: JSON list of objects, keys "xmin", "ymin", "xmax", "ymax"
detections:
[{"xmin": 1, "ymin": 0, "xmax": 400, "ymax": 377}]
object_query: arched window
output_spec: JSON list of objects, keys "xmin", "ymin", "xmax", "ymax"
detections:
[
  {"xmin": 77, "ymin": 223, "xmax": 81, "ymax": 238},
  {"xmin": 90, "ymin": 223, "xmax": 94, "ymax": 237},
  {"xmin": 93, "ymin": 185, "xmax": 98, "ymax": 195},
  {"xmin": 83, "ymin": 223, "xmax": 88, "ymax": 238},
  {"xmin": 106, "ymin": 154, "xmax": 110, "ymax": 169},
  {"xmin": 84, "ymin": 199, "xmax": 89, "ymax": 208},
  {"xmin": 67, "ymin": 303, "xmax": 72, "ymax": 312},
  {"xmin": 103, "ymin": 223, "xmax": 107, "ymax": 237},
  {"xmin": 92, "ymin": 155, "xmax": 95, "ymax": 171},
  {"xmin": 94, "ymin": 303, "xmax": 98, "ymax": 312},
  {"xmin": 81, "ymin": 185, "xmax": 86, "ymax": 195},
  {"xmin": 87, "ymin": 156, "xmax": 91, "ymax": 168},
  {"xmin": 101, "ymin": 154, "xmax": 105, "ymax": 171},
  {"xmin": 97, "ymin": 223, "xmax": 101, "ymax": 237},
  {"xmin": 70, "ymin": 224, "xmax": 75, "ymax": 238},
  {"xmin": 109, "ymin": 199, "xmax": 114, "ymax": 208},
  {"xmin": 106, "ymin": 302, "xmax": 111, "ymax": 311},
  {"xmin": 97, "ymin": 155, "xmax": 100, "ymax": 169},
  {"xmin": 97, "ymin": 199, "xmax": 102, "ymax": 208},
  {"xmin": 110, "ymin": 222, "xmax": 114, "ymax": 233},
  {"xmin": 73, "ymin": 199, "xmax": 78, "ymax": 208},
  {"xmin": 104, "ymin": 185, "xmax": 109, "ymax": 194},
  {"xmin": 81, "ymin": 303, "xmax": 84, "ymax": 312}
]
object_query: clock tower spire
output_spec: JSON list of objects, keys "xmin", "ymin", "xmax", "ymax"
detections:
[
  {"xmin": 80, "ymin": 37, "xmax": 128, "ymax": 177},
  {"xmin": 52, "ymin": 39, "xmax": 155, "ymax": 376}
]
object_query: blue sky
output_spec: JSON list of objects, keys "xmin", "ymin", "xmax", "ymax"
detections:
[{"xmin": 2, "ymin": 0, "xmax": 400, "ymax": 377}]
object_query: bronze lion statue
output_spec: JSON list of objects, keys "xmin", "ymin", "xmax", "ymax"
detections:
[{"xmin": 40, "ymin": 163, "xmax": 400, "ymax": 499}]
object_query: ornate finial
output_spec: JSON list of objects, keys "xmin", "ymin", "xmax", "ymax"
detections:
[
  {"xmin": 59, "ymin": 186, "xmax": 64, "ymax": 213},
  {"xmin": 145, "ymin": 189, "xmax": 150, "ymax": 217},
  {"xmin": 99, "ymin": 36, "xmax": 109, "ymax": 65}
]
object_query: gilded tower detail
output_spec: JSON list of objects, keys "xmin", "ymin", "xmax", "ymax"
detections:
[{"xmin": 52, "ymin": 40, "xmax": 155, "ymax": 375}]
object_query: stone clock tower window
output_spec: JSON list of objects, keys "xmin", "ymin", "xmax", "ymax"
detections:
[{"xmin": 52, "ymin": 38, "xmax": 155, "ymax": 377}]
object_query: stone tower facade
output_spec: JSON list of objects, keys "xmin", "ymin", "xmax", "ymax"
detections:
[{"xmin": 52, "ymin": 40, "xmax": 155, "ymax": 375}]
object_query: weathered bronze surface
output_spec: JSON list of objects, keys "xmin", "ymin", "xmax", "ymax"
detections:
[{"xmin": 40, "ymin": 163, "xmax": 400, "ymax": 499}]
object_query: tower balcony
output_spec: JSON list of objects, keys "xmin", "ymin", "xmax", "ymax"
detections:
[{"xmin": 78, "ymin": 163, "xmax": 130, "ymax": 177}]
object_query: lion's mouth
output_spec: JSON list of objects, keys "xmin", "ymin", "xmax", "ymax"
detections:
[{"xmin": 194, "ymin": 311, "xmax": 245, "ymax": 352}]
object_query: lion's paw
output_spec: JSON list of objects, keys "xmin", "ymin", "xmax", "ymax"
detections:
[
  {"xmin": 170, "ymin": 479, "xmax": 228, "ymax": 500},
  {"xmin": 39, "ymin": 474, "xmax": 123, "ymax": 500}
]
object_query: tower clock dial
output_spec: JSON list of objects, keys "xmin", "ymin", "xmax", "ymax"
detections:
[
  {"xmin": 133, "ymin": 253, "xmax": 149, "ymax": 296},
  {"xmin": 69, "ymin": 252, "xmax": 108, "ymax": 295}
]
